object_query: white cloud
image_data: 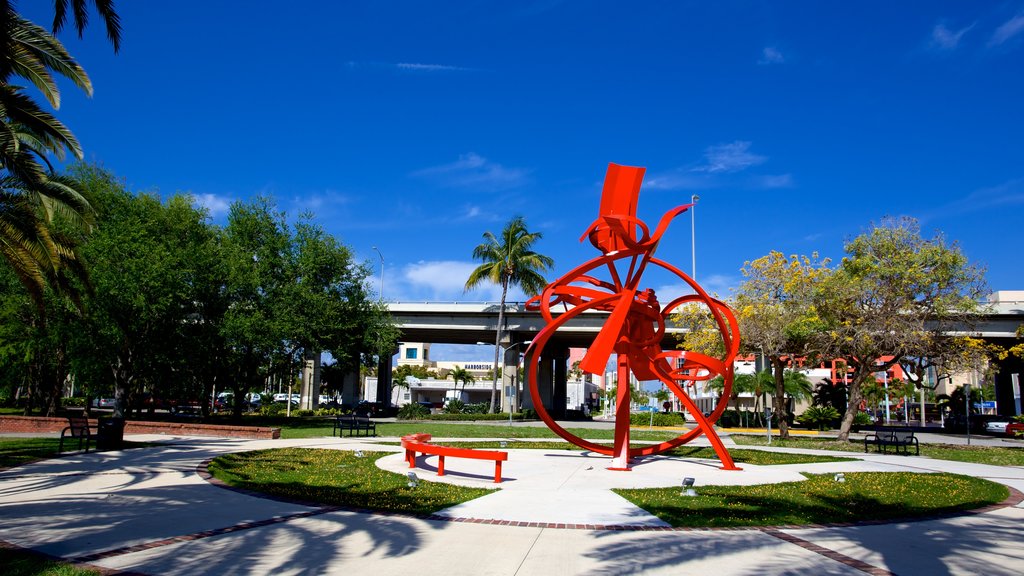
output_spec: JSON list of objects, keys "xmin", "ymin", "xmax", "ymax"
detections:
[
  {"xmin": 990, "ymin": 14, "xmax": 1024, "ymax": 46},
  {"xmin": 930, "ymin": 23, "xmax": 973, "ymax": 50},
  {"xmin": 193, "ymin": 193, "xmax": 231, "ymax": 218},
  {"xmin": 412, "ymin": 153, "xmax": 530, "ymax": 191},
  {"xmin": 391, "ymin": 260, "xmax": 538, "ymax": 303},
  {"xmin": 755, "ymin": 174, "xmax": 794, "ymax": 188},
  {"xmin": 288, "ymin": 189, "xmax": 352, "ymax": 214},
  {"xmin": 694, "ymin": 141, "xmax": 767, "ymax": 174},
  {"xmin": 644, "ymin": 171, "xmax": 711, "ymax": 191},
  {"xmin": 395, "ymin": 62, "xmax": 471, "ymax": 72},
  {"xmin": 758, "ymin": 46, "xmax": 785, "ymax": 65}
]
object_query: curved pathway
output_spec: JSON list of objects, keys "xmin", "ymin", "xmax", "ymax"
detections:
[{"xmin": 0, "ymin": 433, "xmax": 1021, "ymax": 575}]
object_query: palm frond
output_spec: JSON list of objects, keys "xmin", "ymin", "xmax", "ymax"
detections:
[{"xmin": 52, "ymin": 0, "xmax": 122, "ymax": 53}]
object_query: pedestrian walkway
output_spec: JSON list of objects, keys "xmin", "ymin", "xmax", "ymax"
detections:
[{"xmin": 0, "ymin": 431, "xmax": 1022, "ymax": 575}]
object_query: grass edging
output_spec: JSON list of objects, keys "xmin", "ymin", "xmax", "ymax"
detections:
[{"xmin": 615, "ymin": 472, "xmax": 1012, "ymax": 528}]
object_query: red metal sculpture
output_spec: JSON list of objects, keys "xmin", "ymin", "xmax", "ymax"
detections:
[{"xmin": 525, "ymin": 163, "xmax": 740, "ymax": 471}]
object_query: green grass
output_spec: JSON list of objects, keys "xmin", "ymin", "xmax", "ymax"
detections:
[
  {"xmin": 0, "ymin": 438, "xmax": 69, "ymax": 470},
  {"xmin": 433, "ymin": 441, "xmax": 853, "ymax": 465},
  {"xmin": 0, "ymin": 437, "xmax": 151, "ymax": 471},
  {"xmin": 732, "ymin": 435, "xmax": 1024, "ymax": 466},
  {"xmin": 269, "ymin": 419, "xmax": 686, "ymax": 442},
  {"xmin": 207, "ymin": 448, "xmax": 494, "ymax": 515},
  {"xmin": 0, "ymin": 547, "xmax": 99, "ymax": 576},
  {"xmin": 615, "ymin": 472, "xmax": 1009, "ymax": 528}
]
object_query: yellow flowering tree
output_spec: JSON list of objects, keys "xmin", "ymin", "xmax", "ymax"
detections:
[
  {"xmin": 733, "ymin": 251, "xmax": 831, "ymax": 439},
  {"xmin": 815, "ymin": 217, "xmax": 986, "ymax": 441}
]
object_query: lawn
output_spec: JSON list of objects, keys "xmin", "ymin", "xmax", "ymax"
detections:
[
  {"xmin": 207, "ymin": 448, "xmax": 493, "ymax": 515},
  {"xmin": 0, "ymin": 437, "xmax": 150, "ymax": 471},
  {"xmin": 731, "ymin": 435, "xmax": 1024, "ymax": 466},
  {"xmin": 207, "ymin": 448, "xmax": 1007, "ymax": 528},
  {"xmin": 268, "ymin": 418, "xmax": 686, "ymax": 443},
  {"xmin": 0, "ymin": 547, "xmax": 99, "ymax": 576},
  {"xmin": 0, "ymin": 438, "xmax": 71, "ymax": 470},
  {"xmin": 615, "ymin": 472, "xmax": 1009, "ymax": 528}
]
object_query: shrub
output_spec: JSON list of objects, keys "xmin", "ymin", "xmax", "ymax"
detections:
[
  {"xmin": 444, "ymin": 399, "xmax": 466, "ymax": 414},
  {"xmin": 292, "ymin": 409, "xmax": 315, "ymax": 418},
  {"xmin": 797, "ymin": 406, "xmax": 841, "ymax": 431},
  {"xmin": 260, "ymin": 403, "xmax": 287, "ymax": 416},
  {"xmin": 424, "ymin": 412, "xmax": 524, "ymax": 421},
  {"xmin": 629, "ymin": 412, "xmax": 686, "ymax": 427},
  {"xmin": 853, "ymin": 412, "xmax": 873, "ymax": 426},
  {"xmin": 315, "ymin": 408, "xmax": 341, "ymax": 417},
  {"xmin": 718, "ymin": 409, "xmax": 739, "ymax": 428},
  {"xmin": 464, "ymin": 402, "xmax": 489, "ymax": 414},
  {"xmin": 398, "ymin": 403, "xmax": 429, "ymax": 420},
  {"xmin": 62, "ymin": 397, "xmax": 87, "ymax": 408}
]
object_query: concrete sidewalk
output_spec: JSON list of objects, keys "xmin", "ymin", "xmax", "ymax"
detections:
[{"xmin": 0, "ymin": 433, "xmax": 1022, "ymax": 575}]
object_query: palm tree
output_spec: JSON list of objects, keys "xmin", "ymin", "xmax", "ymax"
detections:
[
  {"xmin": 465, "ymin": 216, "xmax": 553, "ymax": 413},
  {"xmin": 0, "ymin": 1, "xmax": 117, "ymax": 304},
  {"xmin": 448, "ymin": 365, "xmax": 474, "ymax": 403}
]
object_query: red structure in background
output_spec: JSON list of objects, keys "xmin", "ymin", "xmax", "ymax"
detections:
[{"xmin": 525, "ymin": 163, "xmax": 741, "ymax": 471}]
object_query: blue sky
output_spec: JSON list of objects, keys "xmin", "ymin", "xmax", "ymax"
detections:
[{"xmin": 25, "ymin": 2, "xmax": 1024, "ymax": 357}]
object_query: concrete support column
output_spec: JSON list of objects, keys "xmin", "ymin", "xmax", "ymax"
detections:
[
  {"xmin": 342, "ymin": 370, "xmax": 359, "ymax": 406},
  {"xmin": 502, "ymin": 347, "xmax": 522, "ymax": 413},
  {"xmin": 300, "ymin": 351, "xmax": 320, "ymax": 411},
  {"xmin": 552, "ymin": 346, "xmax": 568, "ymax": 419},
  {"xmin": 376, "ymin": 354, "xmax": 393, "ymax": 406}
]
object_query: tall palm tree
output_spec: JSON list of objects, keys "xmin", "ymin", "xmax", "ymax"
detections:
[
  {"xmin": 465, "ymin": 216, "xmax": 553, "ymax": 413},
  {"xmin": 0, "ymin": 1, "xmax": 117, "ymax": 304}
]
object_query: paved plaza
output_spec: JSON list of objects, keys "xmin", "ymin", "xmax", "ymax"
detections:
[{"xmin": 1, "ymin": 430, "xmax": 1022, "ymax": 575}]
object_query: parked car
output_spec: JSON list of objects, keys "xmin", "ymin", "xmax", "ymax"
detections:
[
  {"xmin": 272, "ymin": 393, "xmax": 300, "ymax": 405},
  {"xmin": 979, "ymin": 415, "xmax": 1012, "ymax": 435},
  {"xmin": 1006, "ymin": 422, "xmax": 1024, "ymax": 438},
  {"xmin": 91, "ymin": 398, "xmax": 115, "ymax": 409}
]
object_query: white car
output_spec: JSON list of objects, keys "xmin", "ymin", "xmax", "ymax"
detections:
[
  {"xmin": 272, "ymin": 393, "xmax": 300, "ymax": 405},
  {"xmin": 983, "ymin": 416, "xmax": 1010, "ymax": 435}
]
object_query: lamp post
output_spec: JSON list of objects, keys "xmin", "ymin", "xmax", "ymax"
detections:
[
  {"xmin": 690, "ymin": 195, "xmax": 699, "ymax": 280},
  {"xmin": 371, "ymin": 246, "xmax": 384, "ymax": 301}
]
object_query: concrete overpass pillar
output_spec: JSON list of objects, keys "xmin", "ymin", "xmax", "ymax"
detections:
[
  {"xmin": 530, "ymin": 345, "xmax": 569, "ymax": 418},
  {"xmin": 342, "ymin": 370, "xmax": 359, "ymax": 406},
  {"xmin": 376, "ymin": 354, "xmax": 393, "ymax": 406},
  {"xmin": 553, "ymin": 346, "xmax": 568, "ymax": 419},
  {"xmin": 300, "ymin": 351, "xmax": 320, "ymax": 411}
]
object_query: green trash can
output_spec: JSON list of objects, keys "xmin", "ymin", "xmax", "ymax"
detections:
[{"xmin": 96, "ymin": 417, "xmax": 125, "ymax": 451}]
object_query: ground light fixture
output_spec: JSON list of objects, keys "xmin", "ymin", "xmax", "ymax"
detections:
[
  {"xmin": 834, "ymin": 473, "xmax": 845, "ymax": 483},
  {"xmin": 407, "ymin": 472, "xmax": 419, "ymax": 488},
  {"xmin": 681, "ymin": 477, "xmax": 696, "ymax": 497},
  {"xmin": 354, "ymin": 450, "xmax": 364, "ymax": 458},
  {"xmin": 499, "ymin": 441, "xmax": 508, "ymax": 448}
]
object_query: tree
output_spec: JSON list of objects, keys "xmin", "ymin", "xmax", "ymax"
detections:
[
  {"xmin": 815, "ymin": 217, "xmax": 986, "ymax": 441},
  {"xmin": 465, "ymin": 216, "xmax": 553, "ymax": 413},
  {"xmin": 72, "ymin": 166, "xmax": 212, "ymax": 418},
  {"xmin": 734, "ymin": 251, "xmax": 831, "ymax": 439},
  {"xmin": 0, "ymin": 1, "xmax": 118, "ymax": 304},
  {"xmin": 448, "ymin": 365, "xmax": 474, "ymax": 401}
]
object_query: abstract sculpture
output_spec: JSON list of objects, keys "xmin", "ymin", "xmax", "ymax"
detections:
[{"xmin": 525, "ymin": 163, "xmax": 740, "ymax": 470}]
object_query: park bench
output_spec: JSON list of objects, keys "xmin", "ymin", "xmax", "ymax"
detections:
[
  {"xmin": 59, "ymin": 416, "xmax": 97, "ymax": 453},
  {"xmin": 333, "ymin": 415, "xmax": 376, "ymax": 437},
  {"xmin": 401, "ymin": 433, "xmax": 508, "ymax": 483},
  {"xmin": 864, "ymin": 428, "xmax": 919, "ymax": 456}
]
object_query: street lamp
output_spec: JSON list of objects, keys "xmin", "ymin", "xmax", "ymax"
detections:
[
  {"xmin": 690, "ymin": 195, "xmax": 700, "ymax": 280},
  {"xmin": 371, "ymin": 246, "xmax": 384, "ymax": 301}
]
